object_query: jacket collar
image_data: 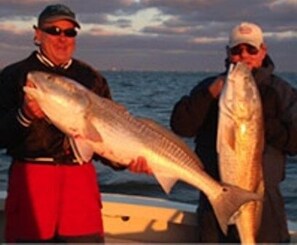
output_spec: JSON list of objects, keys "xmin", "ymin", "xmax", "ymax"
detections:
[
  {"xmin": 252, "ymin": 55, "xmax": 275, "ymax": 85},
  {"xmin": 36, "ymin": 50, "xmax": 72, "ymax": 69}
]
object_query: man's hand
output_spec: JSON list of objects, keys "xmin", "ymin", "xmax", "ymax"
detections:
[
  {"xmin": 128, "ymin": 156, "xmax": 153, "ymax": 175},
  {"xmin": 22, "ymin": 80, "xmax": 45, "ymax": 119}
]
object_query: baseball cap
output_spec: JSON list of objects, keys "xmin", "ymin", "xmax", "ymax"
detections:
[
  {"xmin": 229, "ymin": 22, "xmax": 263, "ymax": 49},
  {"xmin": 38, "ymin": 4, "xmax": 80, "ymax": 29}
]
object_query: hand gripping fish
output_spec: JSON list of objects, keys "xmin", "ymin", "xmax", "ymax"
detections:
[
  {"xmin": 217, "ymin": 62, "xmax": 265, "ymax": 244},
  {"xmin": 25, "ymin": 71, "xmax": 261, "ymax": 234}
]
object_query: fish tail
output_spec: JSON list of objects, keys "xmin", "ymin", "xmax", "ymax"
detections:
[{"xmin": 209, "ymin": 184, "xmax": 261, "ymax": 235}]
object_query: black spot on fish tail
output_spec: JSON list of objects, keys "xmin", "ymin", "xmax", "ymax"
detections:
[{"xmin": 209, "ymin": 184, "xmax": 261, "ymax": 235}]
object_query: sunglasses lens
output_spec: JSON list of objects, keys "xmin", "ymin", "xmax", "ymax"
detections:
[
  {"xmin": 247, "ymin": 46, "xmax": 259, "ymax": 55},
  {"xmin": 41, "ymin": 27, "xmax": 77, "ymax": 37},
  {"xmin": 42, "ymin": 27, "xmax": 60, "ymax": 36},
  {"xmin": 64, "ymin": 29, "xmax": 77, "ymax": 37},
  {"xmin": 230, "ymin": 45, "xmax": 259, "ymax": 55},
  {"xmin": 230, "ymin": 46, "xmax": 241, "ymax": 55}
]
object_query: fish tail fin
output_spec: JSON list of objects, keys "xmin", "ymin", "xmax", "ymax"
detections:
[{"xmin": 209, "ymin": 184, "xmax": 261, "ymax": 235}]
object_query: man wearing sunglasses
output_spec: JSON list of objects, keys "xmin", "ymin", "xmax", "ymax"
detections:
[
  {"xmin": 170, "ymin": 22, "xmax": 297, "ymax": 243},
  {"xmin": 0, "ymin": 3, "xmax": 151, "ymax": 243}
]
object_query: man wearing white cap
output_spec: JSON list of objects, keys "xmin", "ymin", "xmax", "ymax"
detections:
[
  {"xmin": 171, "ymin": 22, "xmax": 297, "ymax": 243},
  {"xmin": 228, "ymin": 22, "xmax": 266, "ymax": 70}
]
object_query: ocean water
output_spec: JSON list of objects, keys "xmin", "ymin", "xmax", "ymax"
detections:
[{"xmin": 0, "ymin": 71, "xmax": 296, "ymax": 226}]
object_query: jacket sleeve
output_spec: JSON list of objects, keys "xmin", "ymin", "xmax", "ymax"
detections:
[
  {"xmin": 0, "ymin": 68, "xmax": 30, "ymax": 149},
  {"xmin": 263, "ymin": 75, "xmax": 297, "ymax": 155},
  {"xmin": 170, "ymin": 77, "xmax": 218, "ymax": 137}
]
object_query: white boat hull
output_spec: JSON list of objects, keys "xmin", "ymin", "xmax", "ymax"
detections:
[{"xmin": 0, "ymin": 191, "xmax": 295, "ymax": 243}]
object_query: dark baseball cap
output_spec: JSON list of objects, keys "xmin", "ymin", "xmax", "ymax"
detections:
[{"xmin": 38, "ymin": 4, "xmax": 80, "ymax": 28}]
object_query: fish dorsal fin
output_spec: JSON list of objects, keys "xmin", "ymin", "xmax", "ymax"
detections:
[
  {"xmin": 138, "ymin": 118, "xmax": 177, "ymax": 142},
  {"xmin": 138, "ymin": 118, "xmax": 203, "ymax": 168},
  {"xmin": 90, "ymin": 93, "xmax": 129, "ymax": 115}
]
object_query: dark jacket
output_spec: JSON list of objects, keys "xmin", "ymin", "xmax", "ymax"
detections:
[
  {"xmin": 170, "ymin": 56, "xmax": 297, "ymax": 243},
  {"xmin": 0, "ymin": 51, "xmax": 113, "ymax": 165}
]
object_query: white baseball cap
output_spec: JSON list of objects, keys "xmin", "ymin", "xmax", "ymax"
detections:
[{"xmin": 229, "ymin": 22, "xmax": 264, "ymax": 49}]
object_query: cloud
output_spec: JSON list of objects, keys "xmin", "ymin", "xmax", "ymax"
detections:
[
  {"xmin": 0, "ymin": 0, "xmax": 296, "ymax": 71},
  {"xmin": 266, "ymin": 30, "xmax": 297, "ymax": 41},
  {"xmin": 191, "ymin": 36, "xmax": 227, "ymax": 45}
]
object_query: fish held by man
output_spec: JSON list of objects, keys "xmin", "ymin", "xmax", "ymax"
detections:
[
  {"xmin": 25, "ymin": 71, "xmax": 261, "ymax": 234},
  {"xmin": 217, "ymin": 62, "xmax": 265, "ymax": 244}
]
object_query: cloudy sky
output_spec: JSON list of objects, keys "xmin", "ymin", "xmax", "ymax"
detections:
[{"xmin": 0, "ymin": 0, "xmax": 296, "ymax": 72}]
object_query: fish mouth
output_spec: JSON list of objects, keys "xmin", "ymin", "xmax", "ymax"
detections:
[
  {"xmin": 26, "ymin": 73, "xmax": 39, "ymax": 89},
  {"xmin": 27, "ymin": 71, "xmax": 49, "ymax": 90}
]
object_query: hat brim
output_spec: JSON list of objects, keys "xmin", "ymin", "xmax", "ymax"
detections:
[
  {"xmin": 229, "ymin": 39, "xmax": 261, "ymax": 49},
  {"xmin": 39, "ymin": 16, "xmax": 80, "ymax": 29}
]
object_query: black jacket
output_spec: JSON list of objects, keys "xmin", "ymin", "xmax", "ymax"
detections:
[{"xmin": 0, "ymin": 51, "xmax": 112, "ymax": 165}]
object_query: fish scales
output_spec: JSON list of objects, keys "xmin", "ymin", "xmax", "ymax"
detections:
[
  {"xmin": 86, "ymin": 98, "xmax": 212, "ymax": 195},
  {"xmin": 92, "ymin": 96, "xmax": 201, "ymax": 171}
]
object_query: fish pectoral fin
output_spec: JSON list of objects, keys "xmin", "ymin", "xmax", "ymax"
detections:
[
  {"xmin": 153, "ymin": 172, "xmax": 177, "ymax": 194},
  {"xmin": 69, "ymin": 137, "xmax": 94, "ymax": 164},
  {"xmin": 227, "ymin": 125, "xmax": 236, "ymax": 150},
  {"xmin": 217, "ymin": 122, "xmax": 236, "ymax": 153},
  {"xmin": 83, "ymin": 122, "xmax": 103, "ymax": 142}
]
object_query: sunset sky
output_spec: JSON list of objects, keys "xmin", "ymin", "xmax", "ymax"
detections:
[{"xmin": 0, "ymin": 0, "xmax": 296, "ymax": 72}]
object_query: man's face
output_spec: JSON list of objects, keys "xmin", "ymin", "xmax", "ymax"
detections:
[
  {"xmin": 227, "ymin": 43, "xmax": 267, "ymax": 70},
  {"xmin": 35, "ymin": 20, "xmax": 77, "ymax": 66}
]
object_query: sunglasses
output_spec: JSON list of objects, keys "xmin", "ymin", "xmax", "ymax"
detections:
[
  {"xmin": 230, "ymin": 45, "xmax": 259, "ymax": 56},
  {"xmin": 40, "ymin": 26, "xmax": 77, "ymax": 38}
]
